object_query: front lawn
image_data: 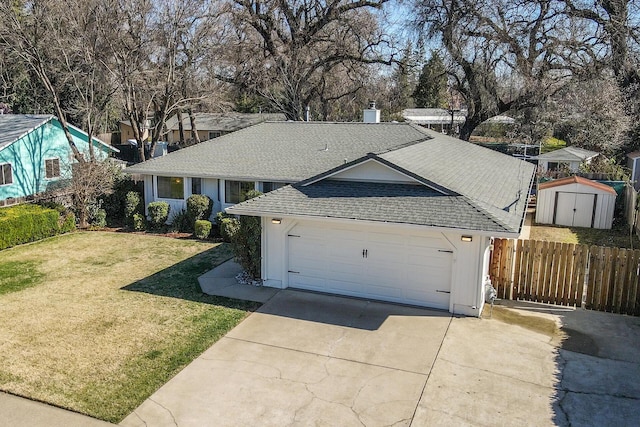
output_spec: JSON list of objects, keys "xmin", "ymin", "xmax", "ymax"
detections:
[
  {"xmin": 530, "ymin": 221, "xmax": 639, "ymax": 249},
  {"xmin": 0, "ymin": 232, "xmax": 258, "ymax": 423}
]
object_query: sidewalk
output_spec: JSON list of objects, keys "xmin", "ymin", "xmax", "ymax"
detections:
[
  {"xmin": 0, "ymin": 392, "xmax": 114, "ymax": 427},
  {"xmin": 197, "ymin": 259, "xmax": 279, "ymax": 303}
]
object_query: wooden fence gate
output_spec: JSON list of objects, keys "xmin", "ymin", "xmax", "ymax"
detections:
[{"xmin": 489, "ymin": 238, "xmax": 640, "ymax": 316}]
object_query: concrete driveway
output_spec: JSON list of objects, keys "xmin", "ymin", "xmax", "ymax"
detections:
[{"xmin": 120, "ymin": 290, "xmax": 640, "ymax": 427}]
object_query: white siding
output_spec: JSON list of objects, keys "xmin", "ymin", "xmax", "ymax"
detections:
[
  {"xmin": 329, "ymin": 159, "xmax": 419, "ymax": 184},
  {"xmin": 142, "ymin": 174, "xmax": 220, "ymax": 221},
  {"xmin": 261, "ymin": 216, "xmax": 488, "ymax": 317}
]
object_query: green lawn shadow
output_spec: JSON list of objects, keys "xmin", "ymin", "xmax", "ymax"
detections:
[{"xmin": 121, "ymin": 243, "xmax": 260, "ymax": 311}]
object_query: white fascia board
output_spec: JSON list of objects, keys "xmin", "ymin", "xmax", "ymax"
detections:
[{"xmin": 224, "ymin": 208, "xmax": 520, "ymax": 239}]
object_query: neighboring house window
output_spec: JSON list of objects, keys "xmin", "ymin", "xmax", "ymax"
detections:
[
  {"xmin": 262, "ymin": 182, "xmax": 288, "ymax": 192},
  {"xmin": 45, "ymin": 158, "xmax": 61, "ymax": 179},
  {"xmin": 548, "ymin": 162, "xmax": 569, "ymax": 171},
  {"xmin": 225, "ymin": 180, "xmax": 254, "ymax": 204},
  {"xmin": 157, "ymin": 176, "xmax": 184, "ymax": 199},
  {"xmin": 208, "ymin": 131, "xmax": 222, "ymax": 139},
  {"xmin": 192, "ymin": 178, "xmax": 202, "ymax": 195},
  {"xmin": 0, "ymin": 163, "xmax": 12, "ymax": 185}
]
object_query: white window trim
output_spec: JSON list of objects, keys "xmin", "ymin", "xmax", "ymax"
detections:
[
  {"xmin": 0, "ymin": 162, "xmax": 13, "ymax": 186},
  {"xmin": 154, "ymin": 175, "xmax": 187, "ymax": 200},
  {"xmin": 221, "ymin": 179, "xmax": 258, "ymax": 208}
]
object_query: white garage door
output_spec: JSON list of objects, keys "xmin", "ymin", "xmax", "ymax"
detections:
[
  {"xmin": 287, "ymin": 223, "xmax": 452, "ymax": 310},
  {"xmin": 555, "ymin": 192, "xmax": 595, "ymax": 227}
]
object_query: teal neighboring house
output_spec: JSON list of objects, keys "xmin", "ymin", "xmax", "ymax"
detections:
[{"xmin": 0, "ymin": 114, "xmax": 118, "ymax": 206}]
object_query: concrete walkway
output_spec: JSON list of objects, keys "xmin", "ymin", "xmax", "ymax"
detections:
[
  {"xmin": 198, "ymin": 259, "xmax": 279, "ymax": 303},
  {"xmin": 0, "ymin": 392, "xmax": 114, "ymax": 427}
]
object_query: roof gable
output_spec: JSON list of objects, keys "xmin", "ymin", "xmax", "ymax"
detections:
[
  {"xmin": 538, "ymin": 176, "xmax": 616, "ymax": 194},
  {"xmin": 535, "ymin": 146, "xmax": 599, "ymax": 162},
  {"xmin": 0, "ymin": 115, "xmax": 116, "ymax": 154},
  {"xmin": 319, "ymin": 158, "xmax": 420, "ymax": 184},
  {"xmin": 302, "ymin": 156, "xmax": 453, "ymax": 195}
]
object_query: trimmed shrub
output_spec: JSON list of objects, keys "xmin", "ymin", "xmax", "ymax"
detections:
[
  {"xmin": 216, "ymin": 211, "xmax": 234, "ymax": 242},
  {"xmin": 60, "ymin": 212, "xmax": 76, "ymax": 233},
  {"xmin": 169, "ymin": 209, "xmax": 191, "ymax": 233},
  {"xmin": 124, "ymin": 191, "xmax": 144, "ymax": 228},
  {"xmin": 224, "ymin": 190, "xmax": 263, "ymax": 278},
  {"xmin": 0, "ymin": 204, "xmax": 64, "ymax": 250},
  {"xmin": 194, "ymin": 220, "xmax": 212, "ymax": 239},
  {"xmin": 227, "ymin": 215, "xmax": 261, "ymax": 279},
  {"xmin": 132, "ymin": 213, "xmax": 146, "ymax": 231},
  {"xmin": 147, "ymin": 201, "xmax": 170, "ymax": 230},
  {"xmin": 186, "ymin": 195, "xmax": 213, "ymax": 223},
  {"xmin": 100, "ymin": 172, "xmax": 142, "ymax": 225}
]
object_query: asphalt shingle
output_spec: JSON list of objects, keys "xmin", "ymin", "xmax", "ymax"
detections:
[
  {"xmin": 0, "ymin": 115, "xmax": 53, "ymax": 151},
  {"xmin": 125, "ymin": 122, "xmax": 430, "ymax": 181},
  {"xmin": 127, "ymin": 121, "xmax": 535, "ymax": 234},
  {"xmin": 227, "ymin": 180, "xmax": 508, "ymax": 232}
]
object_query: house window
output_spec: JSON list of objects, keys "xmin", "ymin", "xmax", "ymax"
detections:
[
  {"xmin": 225, "ymin": 180, "xmax": 254, "ymax": 204},
  {"xmin": 208, "ymin": 131, "xmax": 222, "ymax": 139},
  {"xmin": 262, "ymin": 182, "xmax": 288, "ymax": 192},
  {"xmin": 157, "ymin": 176, "xmax": 184, "ymax": 199},
  {"xmin": 45, "ymin": 158, "xmax": 61, "ymax": 179},
  {"xmin": 0, "ymin": 163, "xmax": 12, "ymax": 185},
  {"xmin": 548, "ymin": 162, "xmax": 570, "ymax": 171},
  {"xmin": 192, "ymin": 178, "xmax": 202, "ymax": 195}
]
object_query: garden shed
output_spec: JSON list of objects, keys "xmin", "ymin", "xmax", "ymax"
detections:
[{"xmin": 536, "ymin": 176, "xmax": 616, "ymax": 229}]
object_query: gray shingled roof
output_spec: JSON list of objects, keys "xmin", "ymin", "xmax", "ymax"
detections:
[
  {"xmin": 224, "ymin": 126, "xmax": 534, "ymax": 234},
  {"xmin": 378, "ymin": 131, "xmax": 535, "ymax": 232},
  {"xmin": 126, "ymin": 121, "xmax": 534, "ymax": 234},
  {"xmin": 125, "ymin": 122, "xmax": 430, "ymax": 181},
  {"xmin": 0, "ymin": 114, "xmax": 53, "ymax": 151},
  {"xmin": 226, "ymin": 180, "xmax": 510, "ymax": 233},
  {"xmin": 165, "ymin": 112, "xmax": 287, "ymax": 132},
  {"xmin": 534, "ymin": 146, "xmax": 599, "ymax": 162}
]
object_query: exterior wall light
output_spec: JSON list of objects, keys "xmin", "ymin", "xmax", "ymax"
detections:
[
  {"xmin": 461, "ymin": 235, "xmax": 473, "ymax": 242},
  {"xmin": 271, "ymin": 218, "xmax": 282, "ymax": 224}
]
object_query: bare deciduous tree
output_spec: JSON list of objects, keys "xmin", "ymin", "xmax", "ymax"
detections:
[
  {"xmin": 218, "ymin": 0, "xmax": 394, "ymax": 120},
  {"xmin": 413, "ymin": 0, "xmax": 595, "ymax": 140}
]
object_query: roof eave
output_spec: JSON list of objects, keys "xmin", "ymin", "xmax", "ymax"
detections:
[{"xmin": 225, "ymin": 207, "xmax": 519, "ymax": 237}]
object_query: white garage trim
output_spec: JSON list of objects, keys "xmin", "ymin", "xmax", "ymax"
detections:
[
  {"xmin": 285, "ymin": 221, "xmax": 454, "ymax": 310},
  {"xmin": 261, "ymin": 217, "xmax": 491, "ymax": 317}
]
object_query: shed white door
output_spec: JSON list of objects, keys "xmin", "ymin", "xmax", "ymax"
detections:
[
  {"xmin": 555, "ymin": 192, "xmax": 595, "ymax": 227},
  {"xmin": 287, "ymin": 223, "xmax": 452, "ymax": 310}
]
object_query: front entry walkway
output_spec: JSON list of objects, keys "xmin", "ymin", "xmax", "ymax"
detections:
[{"xmin": 198, "ymin": 259, "xmax": 279, "ymax": 303}]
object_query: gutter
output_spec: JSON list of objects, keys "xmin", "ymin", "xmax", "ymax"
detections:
[{"xmin": 224, "ymin": 208, "xmax": 521, "ymax": 239}]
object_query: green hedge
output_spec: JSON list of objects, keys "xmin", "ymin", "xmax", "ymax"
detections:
[
  {"xmin": 194, "ymin": 220, "xmax": 212, "ymax": 239},
  {"xmin": 0, "ymin": 204, "xmax": 75, "ymax": 250}
]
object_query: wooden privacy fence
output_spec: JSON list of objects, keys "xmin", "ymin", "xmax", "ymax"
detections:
[{"xmin": 489, "ymin": 238, "xmax": 640, "ymax": 316}]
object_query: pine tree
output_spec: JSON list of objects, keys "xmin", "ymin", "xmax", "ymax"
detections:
[{"xmin": 412, "ymin": 51, "xmax": 447, "ymax": 108}]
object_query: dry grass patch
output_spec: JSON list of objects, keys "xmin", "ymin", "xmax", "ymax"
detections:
[
  {"xmin": 530, "ymin": 222, "xmax": 639, "ymax": 249},
  {"xmin": 0, "ymin": 232, "xmax": 258, "ymax": 422}
]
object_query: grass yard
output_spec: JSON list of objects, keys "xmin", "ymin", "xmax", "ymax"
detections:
[
  {"xmin": 530, "ymin": 221, "xmax": 639, "ymax": 249},
  {"xmin": 0, "ymin": 232, "xmax": 259, "ymax": 423}
]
